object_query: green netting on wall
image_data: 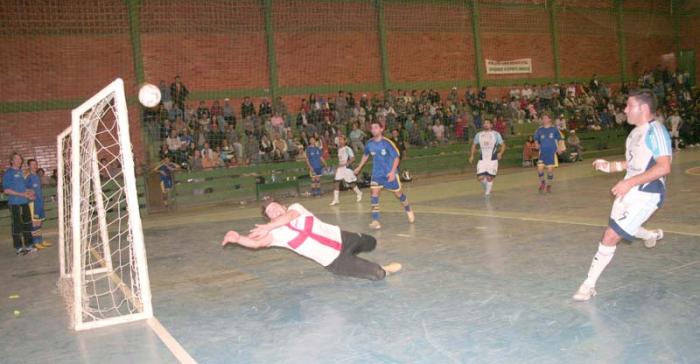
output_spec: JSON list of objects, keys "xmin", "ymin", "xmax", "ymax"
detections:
[
  {"xmin": 0, "ymin": 0, "xmax": 129, "ymax": 35},
  {"xmin": 138, "ymin": 0, "xmax": 264, "ymax": 34},
  {"xmin": 384, "ymin": 0, "xmax": 471, "ymax": 33}
]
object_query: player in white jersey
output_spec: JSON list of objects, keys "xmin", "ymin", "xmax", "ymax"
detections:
[
  {"xmin": 221, "ymin": 200, "xmax": 401, "ymax": 280},
  {"xmin": 469, "ymin": 119, "xmax": 506, "ymax": 196},
  {"xmin": 330, "ymin": 135, "xmax": 363, "ymax": 205},
  {"xmin": 668, "ymin": 110, "xmax": 682, "ymax": 151},
  {"xmin": 573, "ymin": 89, "xmax": 672, "ymax": 301}
]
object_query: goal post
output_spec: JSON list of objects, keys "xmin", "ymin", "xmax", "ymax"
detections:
[{"xmin": 58, "ymin": 78, "xmax": 153, "ymax": 331}]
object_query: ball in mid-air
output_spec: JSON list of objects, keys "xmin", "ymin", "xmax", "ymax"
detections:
[{"xmin": 138, "ymin": 83, "xmax": 161, "ymax": 108}]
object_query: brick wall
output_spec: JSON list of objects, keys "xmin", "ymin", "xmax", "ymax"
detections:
[{"xmin": 0, "ymin": 0, "xmax": 685, "ymax": 171}]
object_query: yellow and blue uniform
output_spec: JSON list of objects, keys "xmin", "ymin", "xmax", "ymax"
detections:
[
  {"xmin": 306, "ymin": 145, "xmax": 324, "ymax": 177},
  {"xmin": 26, "ymin": 172, "xmax": 45, "ymax": 245},
  {"xmin": 3, "ymin": 167, "xmax": 34, "ymax": 251},
  {"xmin": 364, "ymin": 137, "xmax": 401, "ymax": 191},
  {"xmin": 534, "ymin": 126, "xmax": 561, "ymax": 166}
]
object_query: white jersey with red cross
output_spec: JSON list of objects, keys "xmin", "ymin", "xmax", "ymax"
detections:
[{"xmin": 269, "ymin": 203, "xmax": 342, "ymax": 266}]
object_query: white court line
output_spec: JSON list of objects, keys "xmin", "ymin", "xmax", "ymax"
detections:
[
  {"xmin": 148, "ymin": 318, "xmax": 198, "ymax": 364},
  {"xmin": 418, "ymin": 207, "xmax": 700, "ymax": 238}
]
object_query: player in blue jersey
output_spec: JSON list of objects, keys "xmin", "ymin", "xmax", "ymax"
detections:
[
  {"xmin": 573, "ymin": 89, "xmax": 672, "ymax": 301},
  {"xmin": 533, "ymin": 112, "xmax": 562, "ymax": 193},
  {"xmin": 469, "ymin": 119, "xmax": 506, "ymax": 196},
  {"xmin": 354, "ymin": 120, "xmax": 415, "ymax": 229},
  {"xmin": 305, "ymin": 136, "xmax": 326, "ymax": 197},
  {"xmin": 26, "ymin": 159, "xmax": 50, "ymax": 249},
  {"xmin": 2, "ymin": 152, "xmax": 37, "ymax": 255},
  {"xmin": 154, "ymin": 156, "xmax": 180, "ymax": 208}
]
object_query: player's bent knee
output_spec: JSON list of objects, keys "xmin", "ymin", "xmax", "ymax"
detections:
[{"xmin": 601, "ymin": 227, "xmax": 622, "ymax": 246}]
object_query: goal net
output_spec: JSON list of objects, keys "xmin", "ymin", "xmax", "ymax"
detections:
[{"xmin": 57, "ymin": 78, "xmax": 153, "ymax": 331}]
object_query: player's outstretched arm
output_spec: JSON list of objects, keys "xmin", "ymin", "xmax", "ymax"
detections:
[
  {"xmin": 592, "ymin": 159, "xmax": 627, "ymax": 173},
  {"xmin": 249, "ymin": 209, "xmax": 301, "ymax": 239},
  {"xmin": 222, "ymin": 230, "xmax": 273, "ymax": 249}
]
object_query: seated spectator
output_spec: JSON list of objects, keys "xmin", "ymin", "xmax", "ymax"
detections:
[
  {"xmin": 259, "ymin": 134, "xmax": 273, "ymax": 162},
  {"xmin": 196, "ymin": 101, "xmax": 210, "ymax": 119},
  {"xmin": 349, "ymin": 121, "xmax": 365, "ymax": 153},
  {"xmin": 522, "ymin": 135, "xmax": 539, "ymax": 167},
  {"xmin": 259, "ymin": 97, "xmax": 272, "ymax": 117},
  {"xmin": 225, "ymin": 124, "xmax": 244, "ymax": 161},
  {"xmin": 201, "ymin": 148, "xmax": 217, "ymax": 169},
  {"xmin": 285, "ymin": 129, "xmax": 301, "ymax": 160},
  {"xmin": 210, "ymin": 100, "xmax": 224, "ymax": 124},
  {"xmin": 271, "ymin": 133, "xmax": 288, "ymax": 161},
  {"xmin": 188, "ymin": 149, "xmax": 203, "ymax": 171},
  {"xmin": 432, "ymin": 120, "xmax": 446, "ymax": 144},
  {"xmin": 566, "ymin": 130, "xmax": 583, "ymax": 161}
]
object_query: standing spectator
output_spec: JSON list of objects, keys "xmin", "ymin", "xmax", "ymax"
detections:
[
  {"xmin": 223, "ymin": 98, "xmax": 236, "ymax": 127},
  {"xmin": 210, "ymin": 100, "xmax": 224, "ymax": 125},
  {"xmin": 259, "ymin": 97, "xmax": 272, "ymax": 117},
  {"xmin": 26, "ymin": 159, "xmax": 50, "ymax": 249},
  {"xmin": 241, "ymin": 96, "xmax": 256, "ymax": 118},
  {"xmin": 170, "ymin": 76, "xmax": 189, "ymax": 111},
  {"xmin": 159, "ymin": 80, "xmax": 173, "ymax": 110},
  {"xmin": 3, "ymin": 152, "xmax": 37, "ymax": 255}
]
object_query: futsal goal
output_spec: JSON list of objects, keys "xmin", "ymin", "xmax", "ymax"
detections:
[{"xmin": 57, "ymin": 78, "xmax": 153, "ymax": 331}]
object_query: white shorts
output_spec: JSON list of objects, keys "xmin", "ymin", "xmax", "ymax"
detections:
[
  {"xmin": 334, "ymin": 166, "xmax": 357, "ymax": 183},
  {"xmin": 608, "ymin": 190, "xmax": 661, "ymax": 240},
  {"xmin": 671, "ymin": 130, "xmax": 679, "ymax": 138},
  {"xmin": 476, "ymin": 160, "xmax": 498, "ymax": 177}
]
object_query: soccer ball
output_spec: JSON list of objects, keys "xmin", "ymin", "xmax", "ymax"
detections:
[{"xmin": 138, "ymin": 83, "xmax": 161, "ymax": 108}]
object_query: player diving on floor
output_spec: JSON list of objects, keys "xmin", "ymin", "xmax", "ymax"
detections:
[{"xmin": 221, "ymin": 200, "xmax": 402, "ymax": 280}]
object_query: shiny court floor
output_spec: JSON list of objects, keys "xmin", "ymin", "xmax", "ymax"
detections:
[{"xmin": 2, "ymin": 150, "xmax": 699, "ymax": 364}]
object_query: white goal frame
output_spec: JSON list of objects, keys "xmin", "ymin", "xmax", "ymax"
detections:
[{"xmin": 58, "ymin": 78, "xmax": 153, "ymax": 331}]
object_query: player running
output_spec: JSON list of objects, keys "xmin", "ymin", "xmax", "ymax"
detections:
[
  {"xmin": 329, "ymin": 135, "xmax": 362, "ymax": 206},
  {"xmin": 573, "ymin": 89, "xmax": 672, "ymax": 301},
  {"xmin": 469, "ymin": 119, "xmax": 506, "ymax": 196},
  {"xmin": 354, "ymin": 120, "xmax": 415, "ymax": 230}
]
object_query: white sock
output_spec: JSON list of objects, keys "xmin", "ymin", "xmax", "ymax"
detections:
[
  {"xmin": 485, "ymin": 181, "xmax": 493, "ymax": 194},
  {"xmin": 480, "ymin": 180, "xmax": 487, "ymax": 190},
  {"xmin": 332, "ymin": 190, "xmax": 339, "ymax": 201},
  {"xmin": 353, "ymin": 186, "xmax": 361, "ymax": 195},
  {"xmin": 583, "ymin": 243, "xmax": 617, "ymax": 287},
  {"xmin": 634, "ymin": 227, "xmax": 656, "ymax": 240}
]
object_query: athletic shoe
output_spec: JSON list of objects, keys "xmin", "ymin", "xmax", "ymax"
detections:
[
  {"xmin": 329, "ymin": 199, "xmax": 339, "ymax": 206},
  {"xmin": 382, "ymin": 262, "xmax": 402, "ymax": 275},
  {"xmin": 572, "ymin": 283, "xmax": 596, "ymax": 301},
  {"xmin": 406, "ymin": 209, "xmax": 415, "ymax": 223},
  {"xmin": 643, "ymin": 229, "xmax": 663, "ymax": 249},
  {"xmin": 538, "ymin": 181, "xmax": 546, "ymax": 193},
  {"xmin": 24, "ymin": 246, "xmax": 38, "ymax": 255},
  {"xmin": 16, "ymin": 248, "xmax": 24, "ymax": 256},
  {"xmin": 368, "ymin": 220, "xmax": 382, "ymax": 230},
  {"xmin": 545, "ymin": 185, "xmax": 552, "ymax": 194},
  {"xmin": 356, "ymin": 191, "xmax": 362, "ymax": 202}
]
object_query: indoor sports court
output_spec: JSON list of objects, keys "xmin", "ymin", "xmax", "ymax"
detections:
[{"xmin": 2, "ymin": 151, "xmax": 699, "ymax": 363}]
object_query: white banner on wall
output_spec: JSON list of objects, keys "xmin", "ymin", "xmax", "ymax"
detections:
[{"xmin": 485, "ymin": 58, "xmax": 532, "ymax": 74}]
